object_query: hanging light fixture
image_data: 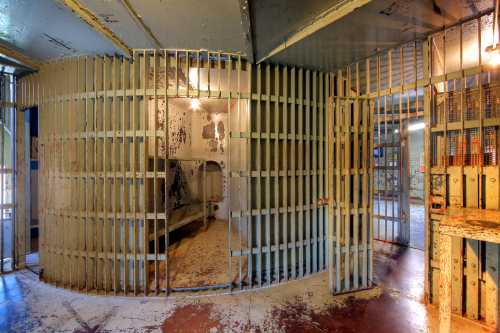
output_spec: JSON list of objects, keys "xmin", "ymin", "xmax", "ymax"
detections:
[{"xmin": 486, "ymin": 0, "xmax": 500, "ymax": 65}]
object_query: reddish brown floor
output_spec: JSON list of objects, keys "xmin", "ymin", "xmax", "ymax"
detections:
[
  {"xmin": 161, "ymin": 242, "xmax": 494, "ymax": 333},
  {"xmin": 1, "ymin": 241, "xmax": 494, "ymax": 332}
]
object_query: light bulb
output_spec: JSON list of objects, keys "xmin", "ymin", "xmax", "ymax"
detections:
[
  {"xmin": 190, "ymin": 99, "xmax": 201, "ymax": 110},
  {"xmin": 486, "ymin": 44, "xmax": 500, "ymax": 66}
]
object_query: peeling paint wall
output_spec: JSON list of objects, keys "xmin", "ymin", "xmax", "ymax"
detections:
[{"xmin": 149, "ymin": 96, "xmax": 248, "ymax": 220}]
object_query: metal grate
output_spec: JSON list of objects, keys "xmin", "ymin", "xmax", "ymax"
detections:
[
  {"xmin": 447, "ymin": 130, "xmax": 464, "ymax": 166},
  {"xmin": 484, "ymin": 85, "xmax": 500, "ymax": 119},
  {"xmin": 484, "ymin": 126, "xmax": 498, "ymax": 166},
  {"xmin": 464, "ymin": 128, "xmax": 481, "ymax": 166},
  {"xmin": 447, "ymin": 91, "xmax": 461, "ymax": 123},
  {"xmin": 464, "ymin": 88, "xmax": 479, "ymax": 121}
]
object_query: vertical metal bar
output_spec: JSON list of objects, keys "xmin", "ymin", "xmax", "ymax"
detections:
[
  {"xmin": 305, "ymin": 69, "xmax": 311, "ymax": 276},
  {"xmin": 163, "ymin": 50, "xmax": 170, "ymax": 295},
  {"xmin": 353, "ymin": 64, "xmax": 360, "ymax": 289},
  {"xmin": 318, "ymin": 72, "xmax": 324, "ymax": 272},
  {"xmin": 132, "ymin": 52, "xmax": 139, "ymax": 295},
  {"xmin": 265, "ymin": 64, "xmax": 271, "ymax": 284},
  {"xmin": 246, "ymin": 62, "xmax": 253, "ymax": 288},
  {"xmin": 153, "ymin": 50, "xmax": 159, "ymax": 295},
  {"xmin": 328, "ymin": 72, "xmax": 335, "ymax": 292},
  {"xmin": 256, "ymin": 64, "xmax": 262, "ymax": 287},
  {"xmin": 273, "ymin": 64, "xmax": 280, "ymax": 283},
  {"xmin": 237, "ymin": 55, "xmax": 243, "ymax": 288},
  {"xmin": 122, "ymin": 57, "xmax": 130, "ymax": 294},
  {"xmin": 142, "ymin": 50, "xmax": 149, "ymax": 295},
  {"xmin": 362, "ymin": 57, "xmax": 370, "ymax": 287},
  {"xmin": 376, "ymin": 54, "xmax": 382, "ymax": 241},
  {"xmin": 112, "ymin": 56, "xmax": 119, "ymax": 294},
  {"xmin": 312, "ymin": 71, "xmax": 318, "ymax": 274},
  {"xmin": 290, "ymin": 67, "xmax": 297, "ymax": 280},
  {"xmin": 344, "ymin": 68, "xmax": 351, "ymax": 291},
  {"xmin": 335, "ymin": 71, "xmax": 342, "ymax": 292},
  {"xmin": 298, "ymin": 68, "xmax": 304, "ymax": 278},
  {"xmin": 227, "ymin": 54, "xmax": 232, "ymax": 288},
  {"xmin": 283, "ymin": 65, "xmax": 289, "ymax": 281}
]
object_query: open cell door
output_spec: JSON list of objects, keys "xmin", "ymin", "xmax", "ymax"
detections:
[{"xmin": 328, "ymin": 71, "xmax": 374, "ymax": 293}]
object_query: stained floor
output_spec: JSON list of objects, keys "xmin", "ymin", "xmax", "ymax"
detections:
[
  {"xmin": 0, "ymin": 242, "xmax": 494, "ymax": 333},
  {"xmin": 154, "ymin": 219, "xmax": 246, "ymax": 289}
]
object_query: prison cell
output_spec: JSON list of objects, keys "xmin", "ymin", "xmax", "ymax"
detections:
[
  {"xmin": 15, "ymin": 51, "xmax": 346, "ymax": 295},
  {"xmin": 9, "ymin": 6, "xmax": 500, "ymax": 330}
]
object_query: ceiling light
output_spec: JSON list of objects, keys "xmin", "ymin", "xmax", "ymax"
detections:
[
  {"xmin": 486, "ymin": 44, "xmax": 500, "ymax": 66},
  {"xmin": 190, "ymin": 99, "xmax": 201, "ymax": 110},
  {"xmin": 408, "ymin": 122, "xmax": 425, "ymax": 132}
]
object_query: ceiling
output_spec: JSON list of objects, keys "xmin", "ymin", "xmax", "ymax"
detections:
[
  {"xmin": 263, "ymin": 0, "xmax": 495, "ymax": 71},
  {"xmin": 0, "ymin": 0, "xmax": 496, "ymax": 74},
  {"xmin": 0, "ymin": 0, "xmax": 119, "ymax": 60}
]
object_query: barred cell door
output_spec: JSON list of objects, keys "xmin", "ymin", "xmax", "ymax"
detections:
[
  {"xmin": 328, "ymin": 74, "xmax": 374, "ymax": 294},
  {"xmin": 373, "ymin": 95, "xmax": 410, "ymax": 246},
  {"xmin": 229, "ymin": 64, "xmax": 329, "ymax": 289}
]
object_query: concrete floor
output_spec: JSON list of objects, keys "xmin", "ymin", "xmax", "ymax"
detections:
[
  {"xmin": 373, "ymin": 199, "xmax": 425, "ymax": 250},
  {"xmin": 409, "ymin": 203, "xmax": 425, "ymax": 250},
  {"xmin": 160, "ymin": 219, "xmax": 245, "ymax": 289},
  {"xmin": 1, "ymin": 218, "xmax": 13, "ymax": 272},
  {"xmin": 0, "ymin": 241, "xmax": 494, "ymax": 332}
]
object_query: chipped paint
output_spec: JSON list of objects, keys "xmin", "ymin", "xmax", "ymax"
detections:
[{"xmin": 147, "ymin": 65, "xmax": 242, "ymax": 220}]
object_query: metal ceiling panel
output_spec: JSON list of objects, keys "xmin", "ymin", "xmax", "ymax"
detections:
[
  {"xmin": 250, "ymin": 0, "xmax": 346, "ymax": 60},
  {"xmin": 77, "ymin": 0, "xmax": 156, "ymax": 49},
  {"xmin": 0, "ymin": 0, "xmax": 122, "ymax": 61},
  {"xmin": 267, "ymin": 0, "xmax": 494, "ymax": 71},
  {"xmin": 127, "ymin": 0, "xmax": 248, "ymax": 54}
]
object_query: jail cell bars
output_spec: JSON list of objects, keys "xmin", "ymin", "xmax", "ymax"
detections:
[
  {"xmin": 17, "ymin": 50, "xmax": 252, "ymax": 295},
  {"xmin": 328, "ymin": 68, "xmax": 373, "ymax": 294},
  {"xmin": 428, "ymin": 12, "xmax": 500, "ymax": 327},
  {"xmin": 0, "ymin": 74, "xmax": 16, "ymax": 273},
  {"xmin": 229, "ymin": 65, "xmax": 330, "ymax": 288},
  {"xmin": 17, "ymin": 51, "xmax": 338, "ymax": 294},
  {"xmin": 338, "ymin": 41, "xmax": 425, "ymax": 246}
]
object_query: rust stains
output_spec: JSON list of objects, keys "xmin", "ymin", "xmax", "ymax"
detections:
[
  {"xmin": 202, "ymin": 118, "xmax": 225, "ymax": 153},
  {"xmin": 216, "ymin": 121, "xmax": 225, "ymax": 140},
  {"xmin": 202, "ymin": 121, "xmax": 216, "ymax": 139},
  {"xmin": 268, "ymin": 293, "xmax": 426, "ymax": 333},
  {"xmin": 161, "ymin": 303, "xmax": 223, "ymax": 333}
]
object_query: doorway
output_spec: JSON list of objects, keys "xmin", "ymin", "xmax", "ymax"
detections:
[
  {"xmin": 407, "ymin": 120, "xmax": 425, "ymax": 250},
  {"xmin": 0, "ymin": 73, "xmax": 15, "ymax": 274},
  {"xmin": 24, "ymin": 107, "xmax": 39, "ymax": 270}
]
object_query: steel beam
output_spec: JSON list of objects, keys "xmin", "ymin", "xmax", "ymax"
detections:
[
  {"xmin": 118, "ymin": 0, "xmax": 163, "ymax": 49},
  {"xmin": 238, "ymin": 0, "xmax": 254, "ymax": 62},
  {"xmin": 0, "ymin": 43, "xmax": 40, "ymax": 71},
  {"xmin": 257, "ymin": 0, "xmax": 372, "ymax": 63},
  {"xmin": 61, "ymin": 0, "xmax": 132, "ymax": 56}
]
